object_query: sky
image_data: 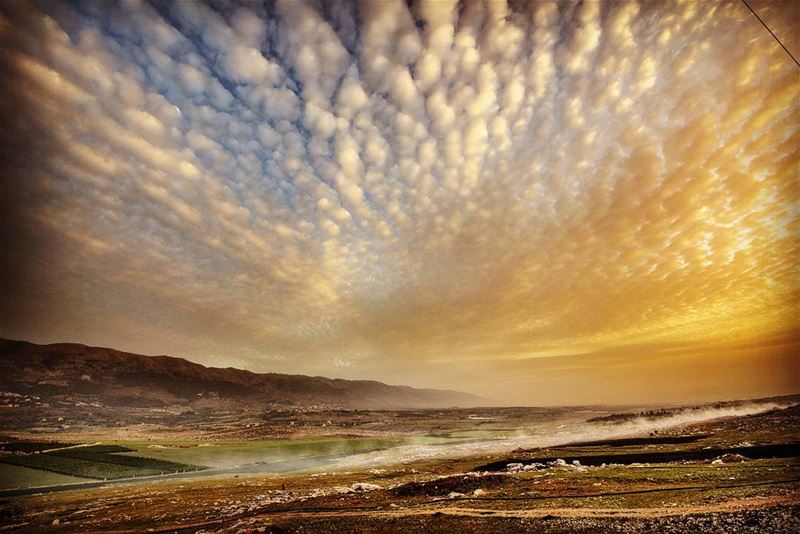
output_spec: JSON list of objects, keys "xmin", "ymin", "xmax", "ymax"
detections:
[{"xmin": 0, "ymin": 0, "xmax": 797, "ymax": 406}]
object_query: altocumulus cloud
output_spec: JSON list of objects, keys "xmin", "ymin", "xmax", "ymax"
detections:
[{"xmin": 0, "ymin": 0, "xmax": 797, "ymax": 404}]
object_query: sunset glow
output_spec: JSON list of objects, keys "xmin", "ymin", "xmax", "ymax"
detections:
[{"xmin": 1, "ymin": 0, "xmax": 797, "ymax": 404}]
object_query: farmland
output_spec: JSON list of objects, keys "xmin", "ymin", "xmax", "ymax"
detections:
[
  {"xmin": 0, "ymin": 464, "xmax": 86, "ymax": 490},
  {"xmin": 0, "ymin": 444, "xmax": 203, "ymax": 482}
]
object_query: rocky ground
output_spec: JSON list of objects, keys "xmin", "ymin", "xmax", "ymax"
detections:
[{"xmin": 0, "ymin": 405, "xmax": 798, "ymax": 533}]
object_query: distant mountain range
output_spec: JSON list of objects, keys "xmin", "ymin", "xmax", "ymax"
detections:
[{"xmin": 0, "ymin": 339, "xmax": 483, "ymax": 410}]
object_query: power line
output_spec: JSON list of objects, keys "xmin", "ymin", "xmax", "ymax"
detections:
[{"xmin": 741, "ymin": 0, "xmax": 800, "ymax": 69}]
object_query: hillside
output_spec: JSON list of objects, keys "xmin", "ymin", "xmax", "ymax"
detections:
[{"xmin": 0, "ymin": 339, "xmax": 482, "ymax": 410}]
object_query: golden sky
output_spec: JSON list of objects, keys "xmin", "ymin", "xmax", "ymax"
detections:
[{"xmin": 0, "ymin": 0, "xmax": 797, "ymax": 405}]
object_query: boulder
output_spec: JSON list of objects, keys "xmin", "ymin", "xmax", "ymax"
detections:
[
  {"xmin": 712, "ymin": 453, "xmax": 748, "ymax": 464},
  {"xmin": 351, "ymin": 482, "xmax": 382, "ymax": 492}
]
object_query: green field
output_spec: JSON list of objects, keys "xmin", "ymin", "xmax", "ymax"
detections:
[
  {"xmin": 0, "ymin": 443, "xmax": 204, "ymax": 481},
  {"xmin": 0, "ymin": 435, "xmax": 484, "ymax": 486},
  {"xmin": 113, "ymin": 436, "xmax": 465, "ymax": 470},
  {"xmin": 0, "ymin": 463, "xmax": 87, "ymax": 489},
  {"xmin": 0, "ymin": 437, "xmax": 446, "ymax": 486},
  {"xmin": 111, "ymin": 437, "xmax": 401, "ymax": 469}
]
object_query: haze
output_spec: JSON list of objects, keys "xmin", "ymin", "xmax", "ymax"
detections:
[{"xmin": 0, "ymin": 0, "xmax": 797, "ymax": 406}]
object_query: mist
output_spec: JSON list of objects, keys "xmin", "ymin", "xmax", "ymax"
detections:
[{"xmin": 325, "ymin": 401, "xmax": 795, "ymax": 472}]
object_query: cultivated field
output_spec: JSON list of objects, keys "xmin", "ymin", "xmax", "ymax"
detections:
[{"xmin": 0, "ymin": 443, "xmax": 202, "ymax": 485}]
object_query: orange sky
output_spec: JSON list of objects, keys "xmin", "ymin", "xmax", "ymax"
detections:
[{"xmin": 0, "ymin": 0, "xmax": 797, "ymax": 405}]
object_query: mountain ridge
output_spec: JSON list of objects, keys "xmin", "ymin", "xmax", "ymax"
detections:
[{"xmin": 0, "ymin": 338, "xmax": 484, "ymax": 410}]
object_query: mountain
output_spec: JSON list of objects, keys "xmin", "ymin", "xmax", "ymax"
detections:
[{"xmin": 0, "ymin": 339, "xmax": 482, "ymax": 410}]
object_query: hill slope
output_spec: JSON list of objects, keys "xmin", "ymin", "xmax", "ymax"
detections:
[{"xmin": 0, "ymin": 339, "xmax": 482, "ymax": 410}]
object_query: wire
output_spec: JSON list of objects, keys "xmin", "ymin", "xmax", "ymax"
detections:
[{"xmin": 741, "ymin": 0, "xmax": 800, "ymax": 69}]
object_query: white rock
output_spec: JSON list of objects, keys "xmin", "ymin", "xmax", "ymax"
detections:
[
  {"xmin": 506, "ymin": 462, "xmax": 524, "ymax": 472},
  {"xmin": 473, "ymin": 489, "xmax": 486, "ymax": 497},
  {"xmin": 548, "ymin": 459, "xmax": 568, "ymax": 467},
  {"xmin": 447, "ymin": 491, "xmax": 465, "ymax": 499},
  {"xmin": 351, "ymin": 482, "xmax": 382, "ymax": 492}
]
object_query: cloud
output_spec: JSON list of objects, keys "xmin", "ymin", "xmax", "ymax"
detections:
[{"xmin": 0, "ymin": 0, "xmax": 797, "ymax": 404}]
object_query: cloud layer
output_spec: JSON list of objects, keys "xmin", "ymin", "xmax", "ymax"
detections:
[{"xmin": 0, "ymin": 0, "xmax": 797, "ymax": 404}]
